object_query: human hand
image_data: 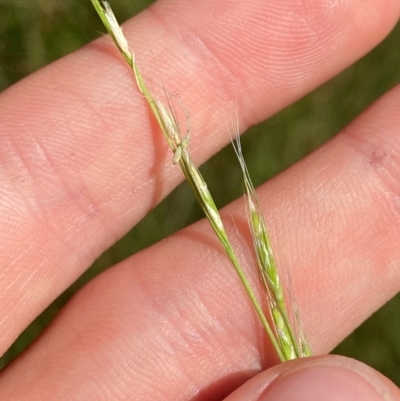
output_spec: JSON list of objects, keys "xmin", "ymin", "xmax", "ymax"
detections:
[{"xmin": 0, "ymin": 0, "xmax": 400, "ymax": 400}]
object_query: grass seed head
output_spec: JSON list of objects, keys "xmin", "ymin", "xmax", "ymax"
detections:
[{"xmin": 91, "ymin": 0, "xmax": 311, "ymax": 363}]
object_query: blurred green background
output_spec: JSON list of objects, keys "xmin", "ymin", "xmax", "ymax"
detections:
[{"xmin": 1, "ymin": 0, "xmax": 399, "ymax": 385}]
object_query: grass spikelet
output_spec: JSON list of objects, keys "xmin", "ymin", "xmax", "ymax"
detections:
[
  {"xmin": 91, "ymin": 0, "xmax": 310, "ymax": 362},
  {"xmin": 232, "ymin": 132, "xmax": 312, "ymax": 359}
]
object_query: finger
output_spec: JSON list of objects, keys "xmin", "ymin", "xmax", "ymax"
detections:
[
  {"xmin": 0, "ymin": 0, "xmax": 399, "ymax": 355},
  {"xmin": 225, "ymin": 355, "xmax": 400, "ymax": 401},
  {"xmin": 1, "ymin": 82, "xmax": 400, "ymax": 399}
]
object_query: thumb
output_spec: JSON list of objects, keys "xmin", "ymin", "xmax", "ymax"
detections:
[{"xmin": 226, "ymin": 355, "xmax": 400, "ymax": 401}]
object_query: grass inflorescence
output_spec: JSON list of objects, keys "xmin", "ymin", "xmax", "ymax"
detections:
[{"xmin": 91, "ymin": 0, "xmax": 312, "ymax": 362}]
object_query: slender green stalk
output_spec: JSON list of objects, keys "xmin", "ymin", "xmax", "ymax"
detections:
[{"xmin": 91, "ymin": 0, "xmax": 310, "ymax": 362}]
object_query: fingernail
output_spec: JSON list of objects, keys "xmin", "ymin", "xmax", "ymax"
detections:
[{"xmin": 259, "ymin": 358, "xmax": 396, "ymax": 401}]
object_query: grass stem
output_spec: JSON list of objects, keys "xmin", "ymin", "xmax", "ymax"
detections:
[{"xmin": 91, "ymin": 0, "xmax": 311, "ymax": 362}]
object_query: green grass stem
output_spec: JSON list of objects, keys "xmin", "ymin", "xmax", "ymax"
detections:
[{"xmin": 91, "ymin": 0, "xmax": 310, "ymax": 362}]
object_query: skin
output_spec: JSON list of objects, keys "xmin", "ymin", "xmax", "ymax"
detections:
[{"xmin": 0, "ymin": 0, "xmax": 400, "ymax": 399}]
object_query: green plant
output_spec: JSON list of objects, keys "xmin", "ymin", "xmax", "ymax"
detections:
[{"xmin": 91, "ymin": 0, "xmax": 311, "ymax": 362}]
